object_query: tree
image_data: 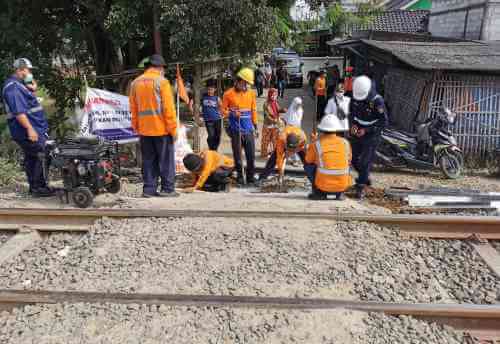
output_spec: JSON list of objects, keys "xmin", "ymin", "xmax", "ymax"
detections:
[{"xmin": 0, "ymin": 0, "xmax": 284, "ymax": 140}]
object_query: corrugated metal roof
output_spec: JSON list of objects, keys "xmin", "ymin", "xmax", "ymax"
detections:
[{"xmin": 361, "ymin": 40, "xmax": 500, "ymax": 72}]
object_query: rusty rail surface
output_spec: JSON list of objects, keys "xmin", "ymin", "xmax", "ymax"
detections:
[
  {"xmin": 0, "ymin": 208, "xmax": 499, "ymax": 238},
  {"xmin": 0, "ymin": 289, "xmax": 499, "ymax": 337}
]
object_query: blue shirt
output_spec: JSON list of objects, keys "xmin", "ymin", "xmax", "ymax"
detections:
[
  {"xmin": 2, "ymin": 76, "xmax": 48, "ymax": 141},
  {"xmin": 201, "ymin": 94, "xmax": 221, "ymax": 122}
]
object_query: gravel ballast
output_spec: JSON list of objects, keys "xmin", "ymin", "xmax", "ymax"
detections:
[
  {"xmin": 0, "ymin": 233, "xmax": 13, "ymax": 245},
  {"xmin": 0, "ymin": 303, "xmax": 463, "ymax": 344},
  {"xmin": 0, "ymin": 217, "xmax": 498, "ymax": 305}
]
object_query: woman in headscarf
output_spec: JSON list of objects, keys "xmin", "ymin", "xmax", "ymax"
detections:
[
  {"xmin": 284, "ymin": 97, "xmax": 304, "ymax": 166},
  {"xmin": 284, "ymin": 97, "xmax": 304, "ymax": 128},
  {"xmin": 261, "ymin": 88, "xmax": 286, "ymax": 158}
]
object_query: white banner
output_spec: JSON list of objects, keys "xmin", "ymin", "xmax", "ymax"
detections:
[
  {"xmin": 77, "ymin": 87, "xmax": 193, "ymax": 174},
  {"xmin": 80, "ymin": 87, "xmax": 138, "ymax": 143}
]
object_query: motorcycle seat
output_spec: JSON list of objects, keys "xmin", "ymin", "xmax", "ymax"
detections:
[{"xmin": 384, "ymin": 129, "xmax": 418, "ymax": 143}]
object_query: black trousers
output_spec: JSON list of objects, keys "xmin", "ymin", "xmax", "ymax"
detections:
[
  {"xmin": 230, "ymin": 131, "xmax": 256, "ymax": 182},
  {"xmin": 203, "ymin": 168, "xmax": 233, "ymax": 192},
  {"xmin": 256, "ymin": 81, "xmax": 264, "ymax": 97},
  {"xmin": 16, "ymin": 137, "xmax": 48, "ymax": 192},
  {"xmin": 205, "ymin": 120, "xmax": 222, "ymax": 151},
  {"xmin": 316, "ymin": 95, "xmax": 327, "ymax": 121},
  {"xmin": 351, "ymin": 136, "xmax": 379, "ymax": 187},
  {"xmin": 140, "ymin": 135, "xmax": 175, "ymax": 194},
  {"xmin": 259, "ymin": 150, "xmax": 306, "ymax": 180}
]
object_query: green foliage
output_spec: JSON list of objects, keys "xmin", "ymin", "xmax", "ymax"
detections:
[
  {"xmin": 324, "ymin": 2, "xmax": 382, "ymax": 38},
  {"xmin": 0, "ymin": 158, "xmax": 19, "ymax": 186},
  {"xmin": 161, "ymin": 0, "xmax": 279, "ymax": 60},
  {"xmin": 1, "ymin": 0, "xmax": 288, "ymax": 142}
]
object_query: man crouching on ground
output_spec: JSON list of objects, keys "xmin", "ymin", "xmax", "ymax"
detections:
[
  {"xmin": 257, "ymin": 125, "xmax": 307, "ymax": 185},
  {"xmin": 305, "ymin": 114, "xmax": 352, "ymax": 200},
  {"xmin": 183, "ymin": 151, "xmax": 234, "ymax": 192}
]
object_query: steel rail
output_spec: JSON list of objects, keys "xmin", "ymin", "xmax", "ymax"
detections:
[
  {"xmin": 0, "ymin": 289, "xmax": 499, "ymax": 316},
  {"xmin": 0, "ymin": 208, "xmax": 499, "ymax": 238},
  {"xmin": 0, "ymin": 290, "xmax": 499, "ymax": 336}
]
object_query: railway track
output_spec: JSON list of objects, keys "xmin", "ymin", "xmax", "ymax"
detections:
[
  {"xmin": 0, "ymin": 208, "xmax": 500, "ymax": 239},
  {"xmin": 0, "ymin": 289, "xmax": 499, "ymax": 340},
  {"xmin": 1, "ymin": 208, "xmax": 499, "ymax": 340}
]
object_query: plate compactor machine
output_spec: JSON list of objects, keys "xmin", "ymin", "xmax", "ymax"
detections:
[{"xmin": 45, "ymin": 136, "xmax": 121, "ymax": 208}]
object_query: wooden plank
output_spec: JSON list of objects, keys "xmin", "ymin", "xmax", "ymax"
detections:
[
  {"xmin": 472, "ymin": 242, "xmax": 500, "ymax": 279},
  {"xmin": 0, "ymin": 230, "xmax": 41, "ymax": 266}
]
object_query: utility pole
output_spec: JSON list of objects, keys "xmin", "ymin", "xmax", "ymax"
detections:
[{"xmin": 152, "ymin": 1, "xmax": 162, "ymax": 54}]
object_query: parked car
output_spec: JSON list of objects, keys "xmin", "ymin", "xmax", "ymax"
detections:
[{"xmin": 276, "ymin": 55, "xmax": 304, "ymax": 88}]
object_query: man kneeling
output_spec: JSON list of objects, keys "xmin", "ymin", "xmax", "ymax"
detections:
[
  {"xmin": 258, "ymin": 126, "xmax": 307, "ymax": 184},
  {"xmin": 305, "ymin": 114, "xmax": 352, "ymax": 200},
  {"xmin": 183, "ymin": 151, "xmax": 234, "ymax": 192}
]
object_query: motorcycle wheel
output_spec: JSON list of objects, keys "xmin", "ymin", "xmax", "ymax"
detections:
[
  {"xmin": 106, "ymin": 176, "xmax": 121, "ymax": 194},
  {"xmin": 72, "ymin": 187, "xmax": 94, "ymax": 208},
  {"xmin": 439, "ymin": 151, "xmax": 462, "ymax": 179}
]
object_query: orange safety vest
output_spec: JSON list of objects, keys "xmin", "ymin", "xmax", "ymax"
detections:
[
  {"xmin": 129, "ymin": 69, "xmax": 177, "ymax": 137},
  {"xmin": 194, "ymin": 150, "xmax": 234, "ymax": 189},
  {"xmin": 305, "ymin": 134, "xmax": 352, "ymax": 193},
  {"xmin": 344, "ymin": 76, "xmax": 353, "ymax": 92},
  {"xmin": 276, "ymin": 126, "xmax": 307, "ymax": 171},
  {"xmin": 315, "ymin": 77, "xmax": 326, "ymax": 97}
]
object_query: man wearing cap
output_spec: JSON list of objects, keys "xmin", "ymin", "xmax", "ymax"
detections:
[
  {"xmin": 2, "ymin": 58, "xmax": 54, "ymax": 197},
  {"xmin": 221, "ymin": 67, "xmax": 258, "ymax": 185},
  {"xmin": 129, "ymin": 54, "xmax": 179, "ymax": 198}
]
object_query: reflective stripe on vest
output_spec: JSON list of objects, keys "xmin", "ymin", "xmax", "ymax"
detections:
[
  {"xmin": 315, "ymin": 140, "xmax": 350, "ymax": 176},
  {"xmin": 134, "ymin": 77, "xmax": 163, "ymax": 117},
  {"xmin": 354, "ymin": 116, "xmax": 378, "ymax": 126},
  {"xmin": 27, "ymin": 105, "xmax": 43, "ymax": 114}
]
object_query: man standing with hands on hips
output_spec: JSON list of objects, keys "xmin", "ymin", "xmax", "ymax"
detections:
[
  {"xmin": 129, "ymin": 54, "xmax": 179, "ymax": 198},
  {"xmin": 2, "ymin": 58, "xmax": 54, "ymax": 197}
]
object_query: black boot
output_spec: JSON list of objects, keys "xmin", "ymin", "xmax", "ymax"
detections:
[
  {"xmin": 354, "ymin": 185, "xmax": 365, "ymax": 200},
  {"xmin": 308, "ymin": 186, "xmax": 327, "ymax": 200},
  {"xmin": 335, "ymin": 192, "xmax": 346, "ymax": 201}
]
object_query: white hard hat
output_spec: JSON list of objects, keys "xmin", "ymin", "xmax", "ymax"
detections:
[
  {"xmin": 353, "ymin": 75, "xmax": 372, "ymax": 101},
  {"xmin": 317, "ymin": 114, "xmax": 347, "ymax": 132}
]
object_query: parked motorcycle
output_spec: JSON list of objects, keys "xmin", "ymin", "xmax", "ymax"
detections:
[{"xmin": 375, "ymin": 107, "xmax": 463, "ymax": 179}]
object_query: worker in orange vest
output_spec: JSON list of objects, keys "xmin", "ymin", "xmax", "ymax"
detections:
[
  {"xmin": 344, "ymin": 66, "xmax": 354, "ymax": 98},
  {"xmin": 129, "ymin": 54, "xmax": 178, "ymax": 198},
  {"xmin": 305, "ymin": 114, "xmax": 352, "ymax": 200},
  {"xmin": 182, "ymin": 150, "xmax": 235, "ymax": 192},
  {"xmin": 314, "ymin": 70, "xmax": 327, "ymax": 122},
  {"xmin": 257, "ymin": 125, "xmax": 307, "ymax": 184},
  {"xmin": 222, "ymin": 67, "xmax": 258, "ymax": 185}
]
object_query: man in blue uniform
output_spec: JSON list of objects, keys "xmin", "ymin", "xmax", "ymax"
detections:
[
  {"xmin": 349, "ymin": 75, "xmax": 387, "ymax": 200},
  {"xmin": 2, "ymin": 58, "xmax": 54, "ymax": 197}
]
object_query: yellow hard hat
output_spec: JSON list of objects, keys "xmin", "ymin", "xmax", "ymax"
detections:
[{"xmin": 237, "ymin": 67, "xmax": 255, "ymax": 86}]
